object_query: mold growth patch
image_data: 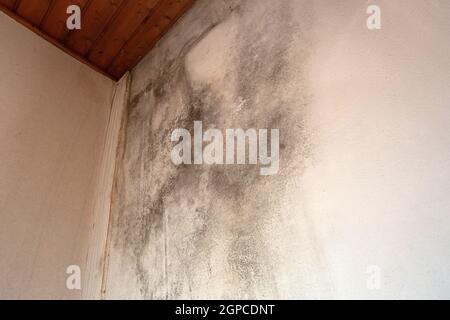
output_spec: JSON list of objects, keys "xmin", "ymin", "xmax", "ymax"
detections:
[{"xmin": 107, "ymin": 0, "xmax": 322, "ymax": 299}]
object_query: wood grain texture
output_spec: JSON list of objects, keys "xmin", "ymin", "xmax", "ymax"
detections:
[
  {"xmin": 88, "ymin": 0, "xmax": 159, "ymax": 69},
  {"xmin": 16, "ymin": 0, "xmax": 52, "ymax": 26},
  {"xmin": 108, "ymin": 0, "xmax": 195, "ymax": 78},
  {"xmin": 40, "ymin": 0, "xmax": 89, "ymax": 41},
  {"xmin": 0, "ymin": 0, "xmax": 17, "ymax": 10},
  {"xmin": 65, "ymin": 0, "xmax": 125, "ymax": 56},
  {"xmin": 0, "ymin": 4, "xmax": 115, "ymax": 80},
  {"xmin": 0, "ymin": 0, "xmax": 196, "ymax": 79}
]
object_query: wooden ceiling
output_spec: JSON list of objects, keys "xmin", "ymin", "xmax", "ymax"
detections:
[{"xmin": 0, "ymin": 0, "xmax": 195, "ymax": 80}]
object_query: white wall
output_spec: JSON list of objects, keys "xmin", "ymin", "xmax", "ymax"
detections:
[
  {"xmin": 305, "ymin": 0, "xmax": 450, "ymax": 299},
  {"xmin": 0, "ymin": 12, "xmax": 115, "ymax": 299}
]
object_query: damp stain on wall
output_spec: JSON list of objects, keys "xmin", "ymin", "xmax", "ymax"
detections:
[{"xmin": 105, "ymin": 0, "xmax": 329, "ymax": 299}]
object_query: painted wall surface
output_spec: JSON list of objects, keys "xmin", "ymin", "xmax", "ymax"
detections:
[
  {"xmin": 105, "ymin": 0, "xmax": 450, "ymax": 299},
  {"xmin": 0, "ymin": 13, "xmax": 114, "ymax": 299}
]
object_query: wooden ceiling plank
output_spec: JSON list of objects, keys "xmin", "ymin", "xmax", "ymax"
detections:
[
  {"xmin": 0, "ymin": 4, "xmax": 116, "ymax": 80},
  {"xmin": 0, "ymin": 0, "xmax": 17, "ymax": 10},
  {"xmin": 40, "ymin": 0, "xmax": 89, "ymax": 42},
  {"xmin": 15, "ymin": 0, "xmax": 52, "ymax": 26},
  {"xmin": 87, "ymin": 0, "xmax": 160, "ymax": 70},
  {"xmin": 2, "ymin": 0, "xmax": 196, "ymax": 80},
  {"xmin": 65, "ymin": 0, "xmax": 125, "ymax": 57},
  {"xmin": 108, "ymin": 0, "xmax": 195, "ymax": 79}
]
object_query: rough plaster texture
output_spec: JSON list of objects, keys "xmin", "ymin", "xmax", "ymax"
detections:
[
  {"xmin": 105, "ymin": 0, "xmax": 450, "ymax": 299},
  {"xmin": 0, "ymin": 13, "xmax": 114, "ymax": 299}
]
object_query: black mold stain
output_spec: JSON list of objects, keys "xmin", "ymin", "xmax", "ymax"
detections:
[
  {"xmin": 110, "ymin": 25, "xmax": 226, "ymax": 297},
  {"xmin": 109, "ymin": 0, "xmax": 319, "ymax": 299}
]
